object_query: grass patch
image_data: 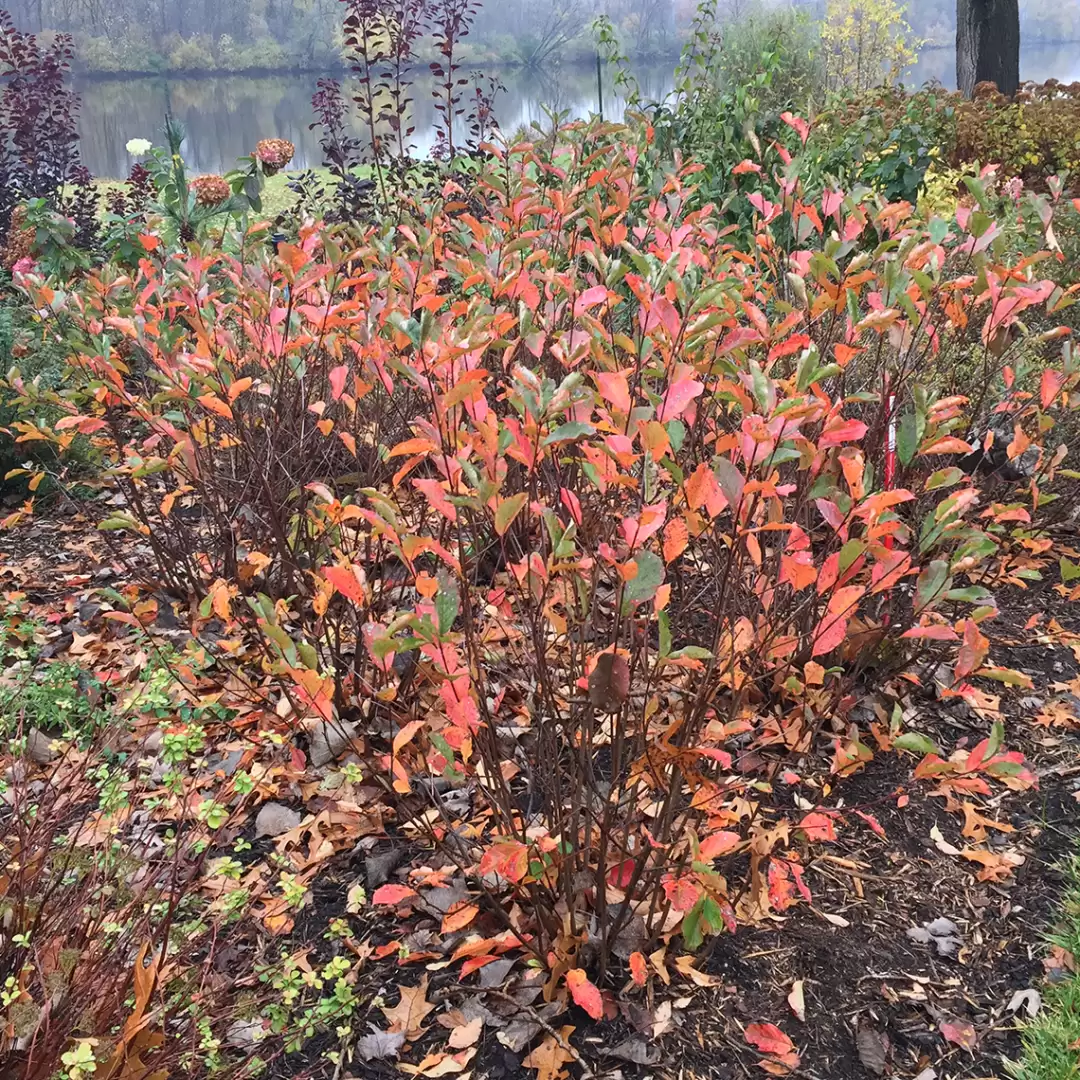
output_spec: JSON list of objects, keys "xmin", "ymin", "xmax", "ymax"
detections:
[
  {"xmin": 91, "ymin": 168, "xmax": 337, "ymax": 221},
  {"xmin": 1010, "ymin": 854, "xmax": 1080, "ymax": 1080}
]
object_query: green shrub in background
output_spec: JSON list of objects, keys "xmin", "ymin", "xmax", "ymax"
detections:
[
  {"xmin": 953, "ymin": 80, "xmax": 1080, "ymax": 187},
  {"xmin": 0, "ymin": 298, "xmax": 70, "ymax": 491},
  {"xmin": 711, "ymin": 6, "xmax": 822, "ymax": 116}
]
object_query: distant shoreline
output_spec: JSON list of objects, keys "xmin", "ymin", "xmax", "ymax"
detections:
[{"xmin": 71, "ymin": 50, "xmax": 683, "ymax": 83}]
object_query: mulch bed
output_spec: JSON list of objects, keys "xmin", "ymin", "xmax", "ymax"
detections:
[{"xmin": 2, "ymin": 513, "xmax": 1078, "ymax": 1080}]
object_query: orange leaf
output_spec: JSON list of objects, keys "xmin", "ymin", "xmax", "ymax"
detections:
[
  {"xmin": 629, "ymin": 952, "xmax": 647, "ymax": 987},
  {"xmin": 663, "ymin": 517, "xmax": 688, "ymax": 563},
  {"xmin": 197, "ymin": 393, "xmax": 233, "ymax": 420},
  {"xmin": 441, "ymin": 902, "xmax": 480, "ymax": 935}
]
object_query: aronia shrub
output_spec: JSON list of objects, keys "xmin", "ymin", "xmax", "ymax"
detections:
[{"xmin": 12, "ymin": 118, "xmax": 1077, "ymax": 992}]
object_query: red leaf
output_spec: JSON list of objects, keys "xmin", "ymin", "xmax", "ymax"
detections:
[
  {"xmin": 372, "ymin": 884, "xmax": 418, "ymax": 905},
  {"xmin": 663, "ymin": 875, "xmax": 702, "ymax": 912},
  {"xmin": 818, "ymin": 417, "xmax": 867, "ymax": 448},
  {"xmin": 478, "ymin": 840, "xmax": 530, "ymax": 883},
  {"xmin": 663, "ymin": 517, "xmax": 689, "ymax": 563},
  {"xmin": 329, "ymin": 365, "xmax": 349, "ymax": 400},
  {"xmin": 699, "ymin": 831, "xmax": 742, "ymax": 859},
  {"xmin": 657, "ymin": 363, "xmax": 704, "ymax": 423},
  {"xmin": 1041, "ymin": 368, "xmax": 1067, "ymax": 409},
  {"xmin": 594, "ymin": 369, "xmax": 631, "ymax": 414},
  {"xmin": 811, "ymin": 585, "xmax": 864, "ymax": 657},
  {"xmin": 745, "ymin": 1022, "xmax": 796, "ymax": 1056},
  {"xmin": 324, "ymin": 564, "xmax": 367, "ymax": 605},
  {"xmin": 798, "ymin": 812, "xmax": 837, "ymax": 842},
  {"xmin": 565, "ymin": 969, "xmax": 603, "ymax": 1019},
  {"xmin": 629, "ymin": 952, "xmax": 647, "ymax": 987},
  {"xmin": 685, "ymin": 461, "xmax": 727, "ymax": 518},
  {"xmin": 413, "ymin": 478, "xmax": 457, "ymax": 522},
  {"xmin": 607, "ymin": 859, "xmax": 636, "ymax": 889},
  {"xmin": 939, "ymin": 1019, "xmax": 977, "ymax": 1050}
]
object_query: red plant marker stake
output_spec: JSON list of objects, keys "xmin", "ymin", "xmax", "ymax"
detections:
[{"xmin": 882, "ymin": 373, "xmax": 897, "ymax": 624}]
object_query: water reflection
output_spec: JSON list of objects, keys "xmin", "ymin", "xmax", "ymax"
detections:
[
  {"xmin": 74, "ymin": 63, "xmax": 676, "ymax": 177},
  {"xmin": 75, "ymin": 43, "xmax": 1080, "ymax": 178},
  {"xmin": 907, "ymin": 41, "xmax": 1080, "ymax": 90}
]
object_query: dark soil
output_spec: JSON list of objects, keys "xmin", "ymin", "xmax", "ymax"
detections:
[{"xmin": 3, "ymin": 515, "xmax": 1077, "ymax": 1080}]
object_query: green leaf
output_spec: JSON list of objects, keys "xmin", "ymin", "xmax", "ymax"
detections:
[
  {"xmin": 681, "ymin": 895, "xmax": 705, "ymax": 950},
  {"xmin": 435, "ymin": 571, "xmax": 460, "ymax": 635},
  {"xmin": 925, "ymin": 467, "xmax": 964, "ymax": 491},
  {"xmin": 494, "ymin": 493, "xmax": 527, "ymax": 537},
  {"xmin": 621, "ymin": 550, "xmax": 664, "ymax": 613},
  {"xmin": 543, "ymin": 421, "xmax": 594, "ymax": 446},
  {"xmin": 666, "ymin": 419, "xmax": 686, "ymax": 454},
  {"xmin": 670, "ymin": 645, "xmax": 713, "ymax": 660},
  {"xmin": 99, "ymin": 514, "xmax": 141, "ymax": 532},
  {"xmin": 1061, "ymin": 557, "xmax": 1080, "ymax": 583},
  {"xmin": 839, "ymin": 539, "xmax": 866, "ymax": 574},
  {"xmin": 914, "ymin": 560, "xmax": 950, "ymax": 612},
  {"xmin": 894, "ymin": 732, "xmax": 942, "ymax": 756},
  {"xmin": 658, "ymin": 610, "xmax": 672, "ymax": 658},
  {"xmin": 897, "ymin": 411, "xmax": 918, "ymax": 467},
  {"xmin": 713, "ymin": 456, "xmax": 744, "ymax": 508}
]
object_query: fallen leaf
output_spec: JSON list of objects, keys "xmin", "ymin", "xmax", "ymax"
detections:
[
  {"xmin": 441, "ymin": 902, "xmax": 479, "ymax": 934},
  {"xmin": 588, "ymin": 651, "xmax": 630, "ymax": 713},
  {"xmin": 930, "ymin": 824, "xmax": 961, "ymax": 856},
  {"xmin": 565, "ymin": 968, "xmax": 603, "ymax": 1019},
  {"xmin": 959, "ymin": 847, "xmax": 1025, "ymax": 882},
  {"xmin": 961, "ymin": 802, "xmax": 1016, "ymax": 842},
  {"xmin": 354, "ymin": 1027, "xmax": 406, "ymax": 1060},
  {"xmin": 606, "ymin": 1037, "xmax": 660, "ymax": 1064},
  {"xmin": 382, "ymin": 975, "xmax": 435, "ymax": 1038},
  {"xmin": 447, "ymin": 1016, "xmax": 483, "ymax": 1049},
  {"xmin": 787, "ymin": 980, "xmax": 805, "ymax": 1022},
  {"xmin": 400, "ymin": 1048, "xmax": 476, "ymax": 1076},
  {"xmin": 674, "ymin": 954, "xmax": 722, "ymax": 986},
  {"xmin": 855, "ymin": 1024, "xmax": 889, "ymax": 1076},
  {"xmin": 651, "ymin": 999, "xmax": 674, "ymax": 1038},
  {"xmin": 820, "ymin": 911, "xmax": 851, "ymax": 928},
  {"xmin": 907, "ymin": 916, "xmax": 963, "ymax": 957},
  {"xmin": 372, "ymin": 883, "xmax": 419, "ymax": 906},
  {"xmin": 1007, "ymin": 988, "xmax": 1041, "ymax": 1017},
  {"xmin": 939, "ymin": 1019, "xmax": 977, "ymax": 1051},
  {"xmin": 745, "ymin": 1022, "xmax": 796, "ymax": 1056},
  {"xmin": 629, "ymin": 951, "xmax": 647, "ymax": 987},
  {"xmin": 522, "ymin": 1026, "xmax": 576, "ymax": 1080}
]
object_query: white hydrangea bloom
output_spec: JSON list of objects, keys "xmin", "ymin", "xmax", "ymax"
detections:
[{"xmin": 126, "ymin": 138, "xmax": 152, "ymax": 156}]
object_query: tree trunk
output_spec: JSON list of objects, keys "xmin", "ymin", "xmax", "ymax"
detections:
[{"xmin": 956, "ymin": 0, "xmax": 1020, "ymax": 98}]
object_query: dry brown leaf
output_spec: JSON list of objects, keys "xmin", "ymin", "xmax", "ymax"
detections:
[
  {"xmin": 648, "ymin": 946, "xmax": 670, "ymax": 986},
  {"xmin": 674, "ymin": 954, "xmax": 721, "ymax": 986},
  {"xmin": 399, "ymin": 1048, "xmax": 476, "ymax": 1076},
  {"xmin": 521, "ymin": 1026, "xmax": 576, "ymax": 1080},
  {"xmin": 959, "ymin": 847, "xmax": 1025, "ymax": 882},
  {"xmin": 961, "ymin": 802, "xmax": 1016, "ymax": 842},
  {"xmin": 588, "ymin": 651, "xmax": 630, "ymax": 713},
  {"xmin": 382, "ymin": 975, "xmax": 435, "ymax": 1039},
  {"xmin": 786, "ymin": 980, "xmax": 805, "ymax": 1023},
  {"xmin": 447, "ymin": 1016, "xmax": 483, "ymax": 1049}
]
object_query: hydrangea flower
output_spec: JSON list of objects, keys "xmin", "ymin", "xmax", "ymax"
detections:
[
  {"xmin": 190, "ymin": 174, "xmax": 231, "ymax": 207},
  {"xmin": 254, "ymin": 138, "xmax": 295, "ymax": 176},
  {"xmin": 126, "ymin": 137, "xmax": 153, "ymax": 156}
]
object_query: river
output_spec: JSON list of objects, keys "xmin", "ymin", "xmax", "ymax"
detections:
[{"xmin": 74, "ymin": 42, "xmax": 1080, "ymax": 179}]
